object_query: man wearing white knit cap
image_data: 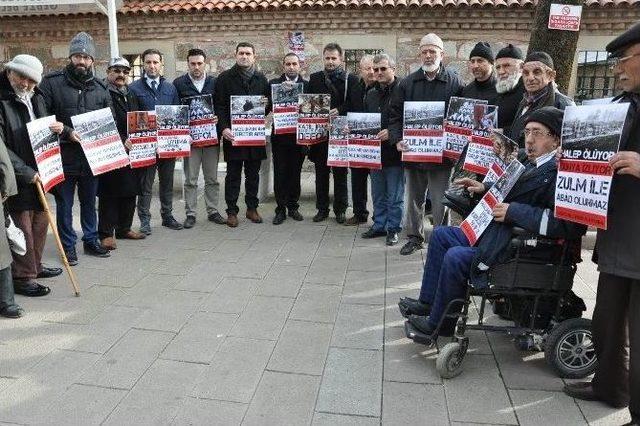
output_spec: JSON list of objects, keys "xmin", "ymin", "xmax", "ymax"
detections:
[{"xmin": 388, "ymin": 33, "xmax": 464, "ymax": 255}]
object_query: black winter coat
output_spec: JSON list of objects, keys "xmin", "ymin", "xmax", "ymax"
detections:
[
  {"xmin": 307, "ymin": 70, "xmax": 364, "ymax": 163},
  {"xmin": 214, "ymin": 65, "xmax": 270, "ymax": 162},
  {"xmin": 0, "ymin": 70, "xmax": 47, "ymax": 211},
  {"xmin": 388, "ymin": 65, "xmax": 464, "ymax": 170},
  {"xmin": 460, "ymin": 73, "xmax": 498, "ymax": 104},
  {"xmin": 268, "ymin": 74, "xmax": 308, "ymax": 146},
  {"xmin": 97, "ymin": 84, "xmax": 141, "ymax": 198},
  {"xmin": 173, "ymin": 73, "xmax": 216, "ymax": 100},
  {"xmin": 495, "ymin": 78, "xmax": 525, "ymax": 136},
  {"xmin": 364, "ymin": 78, "xmax": 402, "ymax": 168},
  {"xmin": 39, "ymin": 66, "xmax": 111, "ymax": 176}
]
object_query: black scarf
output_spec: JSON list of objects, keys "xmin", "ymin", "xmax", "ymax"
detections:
[
  {"xmin": 64, "ymin": 62, "xmax": 94, "ymax": 87},
  {"xmin": 238, "ymin": 65, "xmax": 255, "ymax": 83}
]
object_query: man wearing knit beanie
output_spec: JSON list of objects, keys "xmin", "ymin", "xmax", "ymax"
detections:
[
  {"xmin": 508, "ymin": 50, "xmax": 574, "ymax": 147},
  {"xmin": 39, "ymin": 31, "xmax": 112, "ymax": 265},
  {"xmin": 461, "ymin": 41, "xmax": 497, "ymax": 103},
  {"xmin": 495, "ymin": 44, "xmax": 525, "ymax": 135}
]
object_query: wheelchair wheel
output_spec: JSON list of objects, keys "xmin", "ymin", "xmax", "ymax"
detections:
[
  {"xmin": 544, "ymin": 318, "xmax": 597, "ymax": 379},
  {"xmin": 436, "ymin": 342, "xmax": 465, "ymax": 379}
]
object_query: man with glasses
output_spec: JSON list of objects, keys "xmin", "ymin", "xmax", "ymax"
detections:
[
  {"xmin": 361, "ymin": 53, "xmax": 404, "ymax": 246},
  {"xmin": 564, "ymin": 22, "xmax": 640, "ymax": 426},
  {"xmin": 40, "ymin": 32, "xmax": 112, "ymax": 265},
  {"xmin": 97, "ymin": 57, "xmax": 146, "ymax": 251},
  {"xmin": 508, "ymin": 51, "xmax": 574, "ymax": 147}
]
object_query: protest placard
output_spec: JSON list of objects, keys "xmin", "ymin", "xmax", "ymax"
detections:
[
  {"xmin": 444, "ymin": 97, "xmax": 487, "ymax": 160},
  {"xmin": 482, "ymin": 130, "xmax": 520, "ymax": 183},
  {"xmin": 460, "ymin": 160, "xmax": 526, "ymax": 245},
  {"xmin": 297, "ymin": 94, "xmax": 330, "ymax": 146},
  {"xmin": 401, "ymin": 101, "xmax": 445, "ymax": 163},
  {"xmin": 231, "ymin": 95, "xmax": 266, "ymax": 147},
  {"xmin": 463, "ymin": 104, "xmax": 499, "ymax": 175},
  {"xmin": 272, "ymin": 82, "xmax": 303, "ymax": 135},
  {"xmin": 184, "ymin": 94, "xmax": 218, "ymax": 148},
  {"xmin": 26, "ymin": 115, "xmax": 64, "ymax": 192},
  {"xmin": 156, "ymin": 105, "xmax": 191, "ymax": 158},
  {"xmin": 327, "ymin": 116, "xmax": 349, "ymax": 167},
  {"xmin": 71, "ymin": 107, "xmax": 130, "ymax": 176},
  {"xmin": 127, "ymin": 111, "xmax": 157, "ymax": 168},
  {"xmin": 347, "ymin": 112, "xmax": 382, "ymax": 169},
  {"xmin": 555, "ymin": 103, "xmax": 629, "ymax": 229}
]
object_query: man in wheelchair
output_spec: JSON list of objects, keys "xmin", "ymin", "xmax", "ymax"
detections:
[{"xmin": 398, "ymin": 106, "xmax": 587, "ymax": 343}]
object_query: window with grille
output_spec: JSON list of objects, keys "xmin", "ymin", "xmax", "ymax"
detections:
[
  {"xmin": 344, "ymin": 49, "xmax": 383, "ymax": 74},
  {"xmin": 123, "ymin": 54, "xmax": 144, "ymax": 81},
  {"xmin": 575, "ymin": 51, "xmax": 618, "ymax": 103}
]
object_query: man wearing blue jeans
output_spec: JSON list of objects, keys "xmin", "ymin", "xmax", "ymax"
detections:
[
  {"xmin": 361, "ymin": 53, "xmax": 404, "ymax": 246},
  {"xmin": 398, "ymin": 107, "xmax": 585, "ymax": 341}
]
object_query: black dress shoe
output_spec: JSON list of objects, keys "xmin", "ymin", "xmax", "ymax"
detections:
[
  {"xmin": 83, "ymin": 241, "xmax": 110, "ymax": 258},
  {"xmin": 65, "ymin": 248, "xmax": 78, "ymax": 266},
  {"xmin": 335, "ymin": 212, "xmax": 346, "ymax": 224},
  {"xmin": 14, "ymin": 281, "xmax": 51, "ymax": 297},
  {"xmin": 208, "ymin": 212, "xmax": 227, "ymax": 225},
  {"xmin": 162, "ymin": 216, "xmax": 184, "ymax": 230},
  {"xmin": 408, "ymin": 314, "xmax": 437, "ymax": 336},
  {"xmin": 398, "ymin": 298, "xmax": 431, "ymax": 317},
  {"xmin": 563, "ymin": 382, "xmax": 605, "ymax": 403},
  {"xmin": 313, "ymin": 211, "xmax": 329, "ymax": 222},
  {"xmin": 400, "ymin": 238, "xmax": 424, "ymax": 255},
  {"xmin": 183, "ymin": 216, "xmax": 196, "ymax": 229},
  {"xmin": 361, "ymin": 228, "xmax": 386, "ymax": 239},
  {"xmin": 0, "ymin": 305, "xmax": 23, "ymax": 318},
  {"xmin": 273, "ymin": 212, "xmax": 286, "ymax": 225},
  {"xmin": 37, "ymin": 266, "xmax": 63, "ymax": 279},
  {"xmin": 288, "ymin": 210, "xmax": 303, "ymax": 221},
  {"xmin": 386, "ymin": 231, "xmax": 399, "ymax": 246}
]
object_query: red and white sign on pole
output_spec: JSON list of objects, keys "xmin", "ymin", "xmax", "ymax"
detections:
[{"xmin": 548, "ymin": 3, "xmax": 582, "ymax": 32}]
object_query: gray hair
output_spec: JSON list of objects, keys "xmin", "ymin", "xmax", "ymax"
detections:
[
  {"xmin": 359, "ymin": 54, "xmax": 375, "ymax": 65},
  {"xmin": 373, "ymin": 53, "xmax": 396, "ymax": 68}
]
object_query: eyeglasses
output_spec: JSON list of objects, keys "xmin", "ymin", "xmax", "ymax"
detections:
[
  {"xmin": 524, "ymin": 129, "xmax": 553, "ymax": 138},
  {"xmin": 373, "ymin": 67, "xmax": 389, "ymax": 72},
  {"xmin": 608, "ymin": 53, "xmax": 640, "ymax": 69},
  {"xmin": 110, "ymin": 68, "xmax": 130, "ymax": 75}
]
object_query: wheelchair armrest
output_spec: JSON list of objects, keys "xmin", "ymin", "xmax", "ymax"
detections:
[{"xmin": 509, "ymin": 227, "xmax": 565, "ymax": 249}]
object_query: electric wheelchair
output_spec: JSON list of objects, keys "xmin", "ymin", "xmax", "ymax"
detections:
[{"xmin": 401, "ymin": 227, "xmax": 597, "ymax": 380}]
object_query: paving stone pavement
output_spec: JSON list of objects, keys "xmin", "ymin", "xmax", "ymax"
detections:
[{"xmin": 0, "ymin": 170, "xmax": 632, "ymax": 425}]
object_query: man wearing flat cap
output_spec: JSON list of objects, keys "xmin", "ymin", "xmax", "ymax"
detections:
[
  {"xmin": 564, "ymin": 21, "xmax": 640, "ymax": 426},
  {"xmin": 508, "ymin": 51, "xmax": 574, "ymax": 147},
  {"xmin": 388, "ymin": 33, "xmax": 464, "ymax": 255},
  {"xmin": 494, "ymin": 44, "xmax": 525, "ymax": 135},
  {"xmin": 461, "ymin": 41, "xmax": 497, "ymax": 103},
  {"xmin": 40, "ymin": 31, "xmax": 112, "ymax": 266},
  {"xmin": 97, "ymin": 58, "xmax": 146, "ymax": 251}
]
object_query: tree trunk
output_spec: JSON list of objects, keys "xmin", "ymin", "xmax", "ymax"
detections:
[{"xmin": 527, "ymin": 0, "xmax": 585, "ymax": 94}]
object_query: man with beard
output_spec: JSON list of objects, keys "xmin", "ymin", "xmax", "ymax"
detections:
[
  {"xmin": 461, "ymin": 42, "xmax": 497, "ymax": 104},
  {"xmin": 508, "ymin": 51, "xmax": 574, "ymax": 147},
  {"xmin": 214, "ymin": 42, "xmax": 270, "ymax": 227},
  {"xmin": 388, "ymin": 33, "xmax": 464, "ymax": 255},
  {"xmin": 268, "ymin": 52, "xmax": 307, "ymax": 225},
  {"xmin": 98, "ymin": 57, "xmax": 146, "ymax": 251},
  {"xmin": 129, "ymin": 48, "xmax": 183, "ymax": 234},
  {"xmin": 308, "ymin": 43, "xmax": 364, "ymax": 224},
  {"xmin": 40, "ymin": 32, "xmax": 112, "ymax": 265},
  {"xmin": 0, "ymin": 54, "xmax": 63, "ymax": 300},
  {"xmin": 346, "ymin": 54, "xmax": 376, "ymax": 225},
  {"xmin": 494, "ymin": 44, "xmax": 525, "ymax": 135},
  {"xmin": 174, "ymin": 48, "xmax": 225, "ymax": 229}
]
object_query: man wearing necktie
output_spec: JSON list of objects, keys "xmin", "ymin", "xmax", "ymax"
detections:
[
  {"xmin": 398, "ymin": 107, "xmax": 586, "ymax": 344},
  {"xmin": 129, "ymin": 48, "xmax": 183, "ymax": 234}
]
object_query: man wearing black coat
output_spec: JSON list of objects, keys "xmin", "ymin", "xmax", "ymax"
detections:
[
  {"xmin": 98, "ymin": 58, "xmax": 146, "ymax": 251},
  {"xmin": 268, "ymin": 53, "xmax": 307, "ymax": 225},
  {"xmin": 307, "ymin": 43, "xmax": 364, "ymax": 223},
  {"xmin": 494, "ymin": 44, "xmax": 525, "ymax": 136},
  {"xmin": 174, "ymin": 48, "xmax": 225, "ymax": 229},
  {"xmin": 460, "ymin": 42, "xmax": 497, "ymax": 104},
  {"xmin": 0, "ymin": 54, "xmax": 63, "ymax": 299},
  {"xmin": 39, "ymin": 32, "xmax": 111, "ymax": 265},
  {"xmin": 214, "ymin": 42, "xmax": 270, "ymax": 227}
]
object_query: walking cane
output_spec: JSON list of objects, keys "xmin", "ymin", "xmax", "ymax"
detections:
[{"xmin": 35, "ymin": 181, "xmax": 80, "ymax": 297}]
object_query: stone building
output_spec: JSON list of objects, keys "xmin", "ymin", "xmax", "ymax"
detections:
[{"xmin": 1, "ymin": 0, "xmax": 638, "ymax": 100}]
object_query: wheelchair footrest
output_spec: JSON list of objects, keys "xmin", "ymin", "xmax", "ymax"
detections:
[{"xmin": 404, "ymin": 321, "xmax": 436, "ymax": 347}]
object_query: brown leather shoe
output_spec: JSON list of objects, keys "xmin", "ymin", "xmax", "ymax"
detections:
[
  {"xmin": 345, "ymin": 215, "xmax": 367, "ymax": 226},
  {"xmin": 116, "ymin": 230, "xmax": 146, "ymax": 240},
  {"xmin": 227, "ymin": 214, "xmax": 239, "ymax": 228},
  {"xmin": 246, "ymin": 209, "xmax": 263, "ymax": 223},
  {"xmin": 100, "ymin": 237, "xmax": 117, "ymax": 250}
]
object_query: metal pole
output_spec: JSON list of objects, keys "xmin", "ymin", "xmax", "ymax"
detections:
[{"xmin": 106, "ymin": 0, "xmax": 119, "ymax": 58}]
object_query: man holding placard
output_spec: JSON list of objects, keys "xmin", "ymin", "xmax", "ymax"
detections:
[
  {"xmin": 40, "ymin": 32, "xmax": 112, "ymax": 265},
  {"xmin": 563, "ymin": 22, "xmax": 640, "ymax": 425},
  {"xmin": 0, "ymin": 54, "xmax": 63, "ymax": 298}
]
